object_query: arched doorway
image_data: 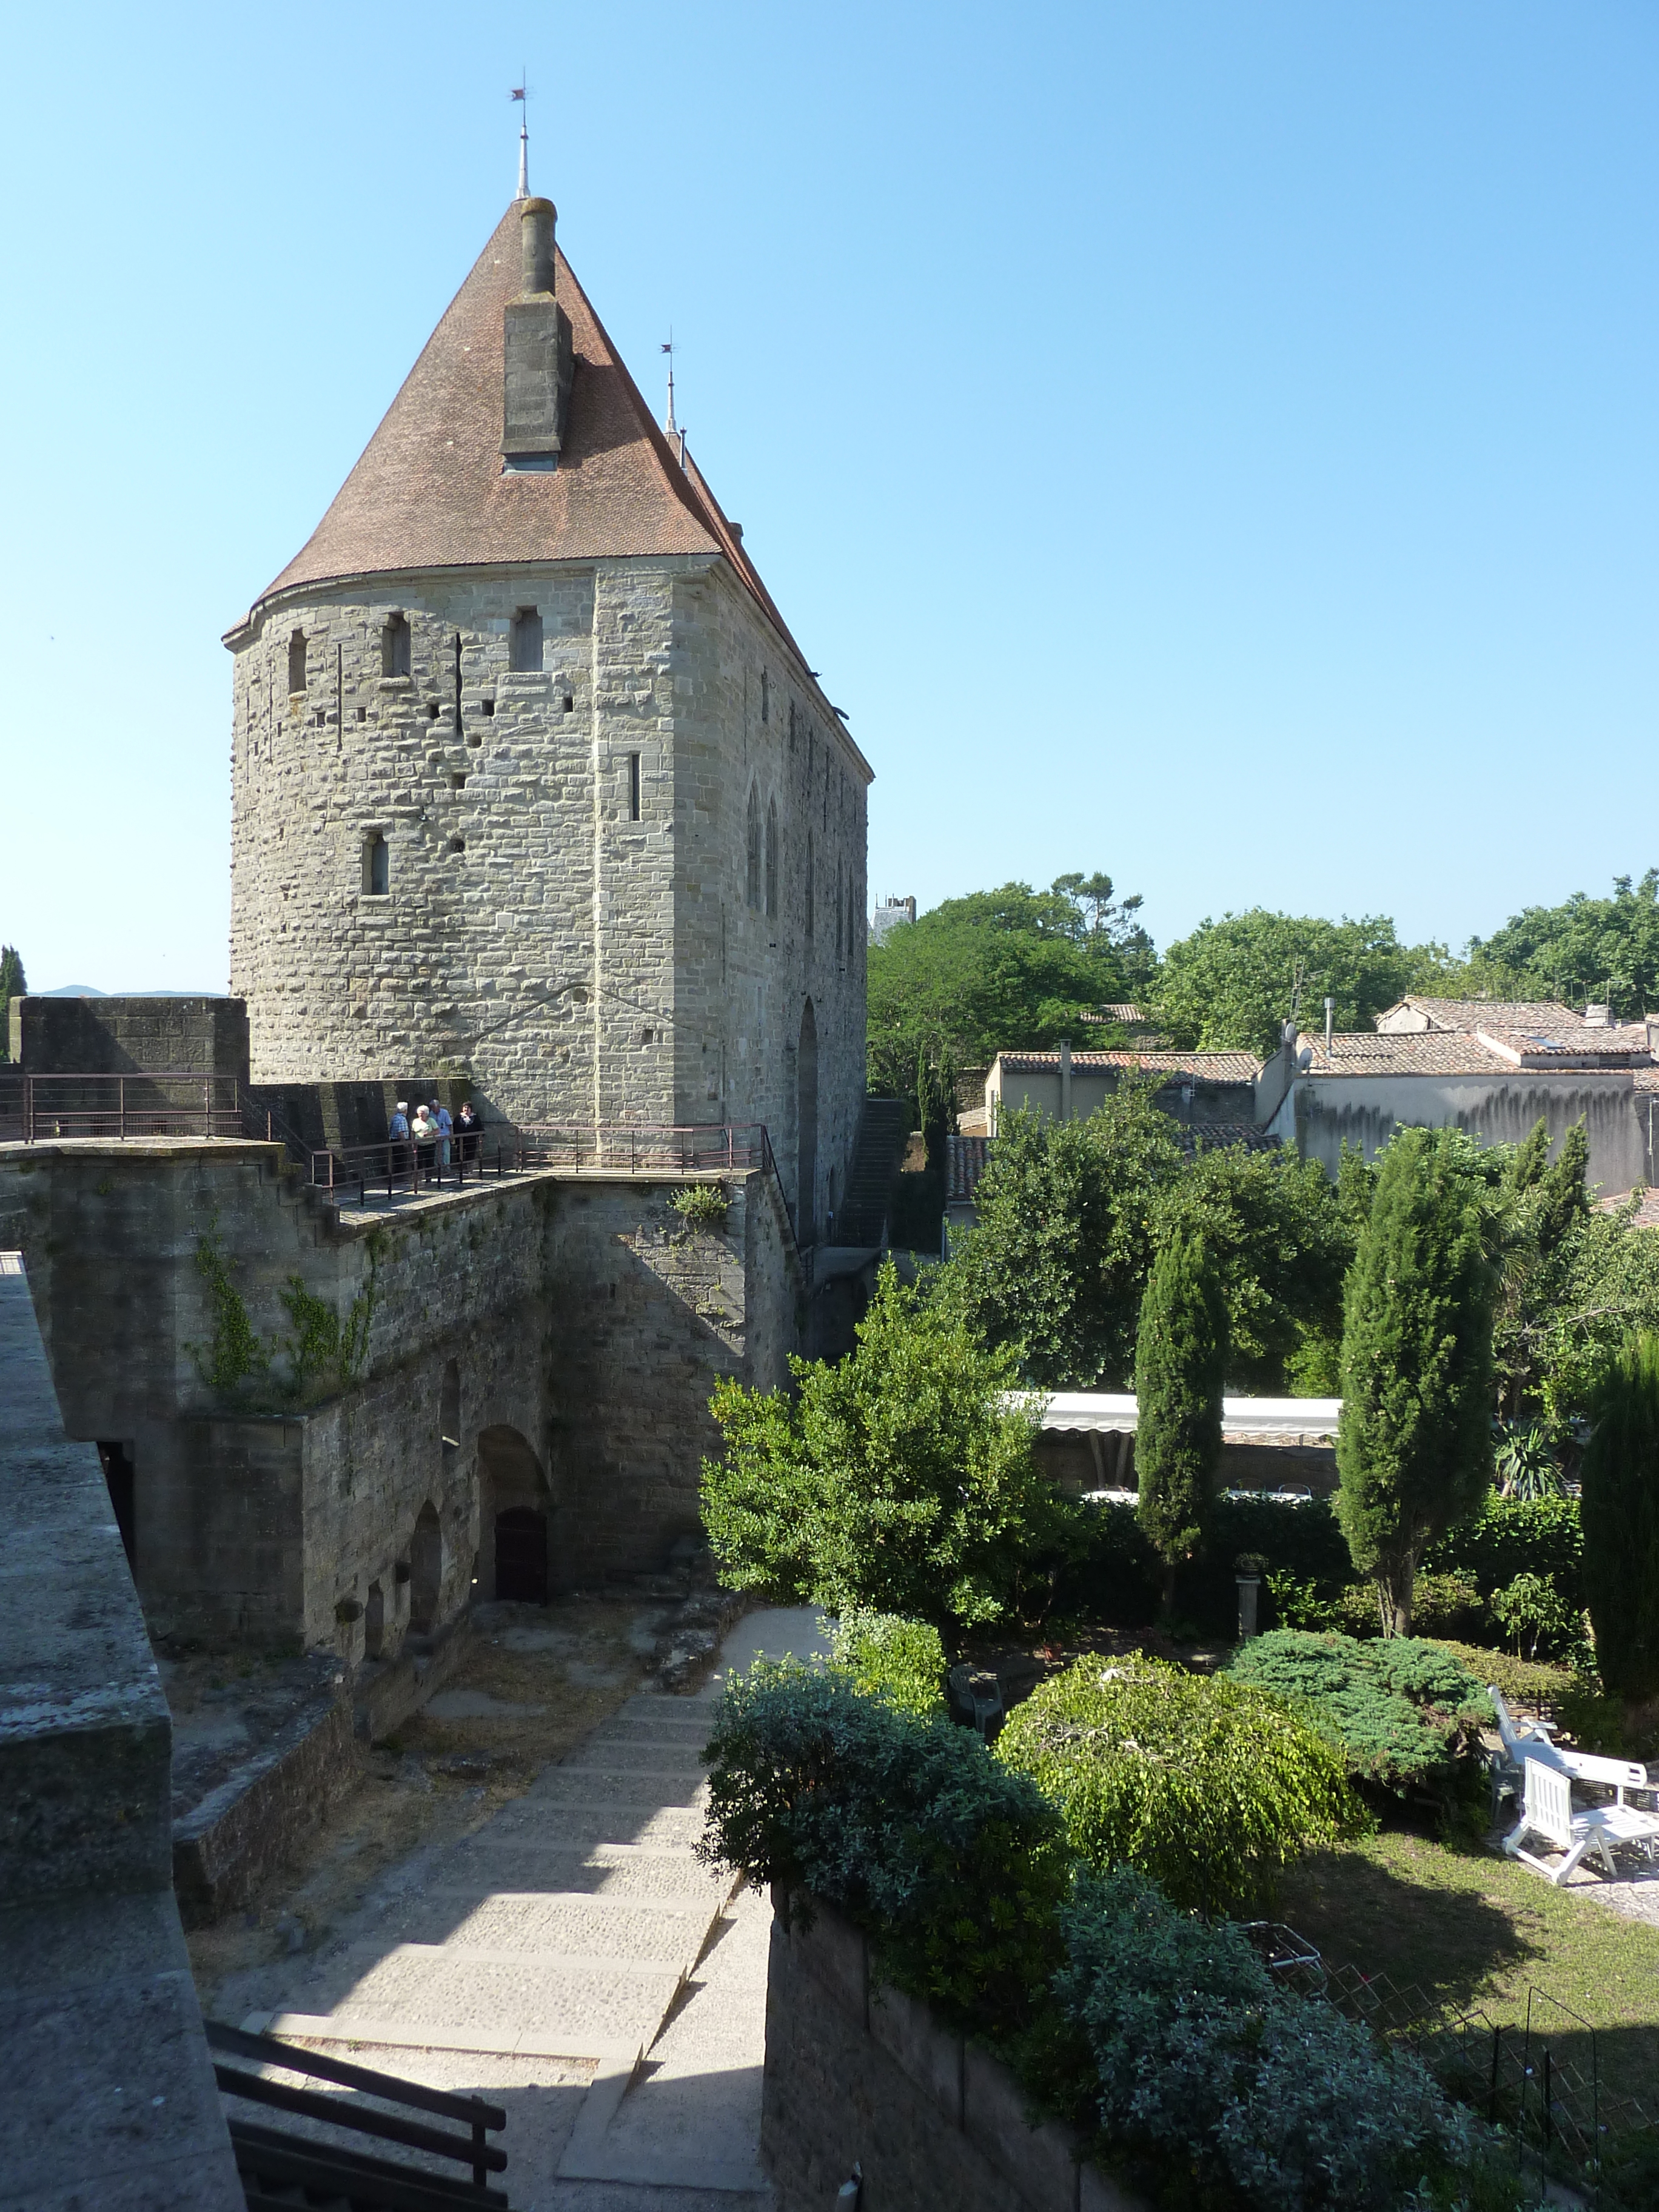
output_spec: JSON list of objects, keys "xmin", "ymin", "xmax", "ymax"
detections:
[
  {"xmin": 408, "ymin": 1503, "xmax": 442, "ymax": 1632},
  {"xmin": 477, "ymin": 1424, "xmax": 555, "ymax": 1604},
  {"xmin": 797, "ymin": 999, "xmax": 818, "ymax": 1245}
]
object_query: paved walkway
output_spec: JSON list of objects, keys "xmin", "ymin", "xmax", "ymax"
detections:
[{"xmin": 227, "ymin": 1607, "xmax": 828, "ymax": 2211}]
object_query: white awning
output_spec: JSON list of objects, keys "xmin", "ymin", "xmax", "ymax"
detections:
[{"xmin": 1025, "ymin": 1392, "xmax": 1341, "ymax": 1447}]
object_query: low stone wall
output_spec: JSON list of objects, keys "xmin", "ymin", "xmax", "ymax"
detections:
[
  {"xmin": 10, "ymin": 992, "xmax": 250, "ymax": 1081},
  {"xmin": 172, "ymin": 1691, "xmax": 361, "ymax": 1928},
  {"xmin": 762, "ymin": 1888, "xmax": 1144, "ymax": 2212}
]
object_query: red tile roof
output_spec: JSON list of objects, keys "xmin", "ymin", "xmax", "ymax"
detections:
[
  {"xmin": 995, "ymin": 1049, "xmax": 1261, "ymax": 1081},
  {"xmin": 1301, "ymin": 1028, "xmax": 1653, "ymax": 1076},
  {"xmin": 226, "ymin": 202, "xmax": 862, "ymax": 766}
]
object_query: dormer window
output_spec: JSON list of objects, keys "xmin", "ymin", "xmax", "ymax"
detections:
[
  {"xmin": 288, "ymin": 630, "xmax": 306, "ymax": 694},
  {"xmin": 510, "ymin": 607, "xmax": 543, "ymax": 671},
  {"xmin": 382, "ymin": 612, "xmax": 411, "ymax": 677}
]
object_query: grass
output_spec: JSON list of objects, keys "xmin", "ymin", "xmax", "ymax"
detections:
[{"xmin": 1276, "ymin": 1829, "xmax": 1659, "ymax": 2113}]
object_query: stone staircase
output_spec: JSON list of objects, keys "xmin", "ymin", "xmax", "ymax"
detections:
[{"xmin": 833, "ymin": 1097, "xmax": 910, "ymax": 1247}]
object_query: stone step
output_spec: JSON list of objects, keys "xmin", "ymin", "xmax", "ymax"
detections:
[
  {"xmin": 431, "ymin": 1835, "xmax": 724, "ymax": 1903},
  {"xmin": 558, "ymin": 1741, "xmax": 709, "ymax": 1774},
  {"xmin": 526, "ymin": 1771, "xmax": 709, "ymax": 1812},
  {"xmin": 363, "ymin": 1889, "xmax": 712, "ymax": 1963}
]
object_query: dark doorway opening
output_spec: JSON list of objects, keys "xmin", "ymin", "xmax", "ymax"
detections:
[
  {"xmin": 409, "ymin": 1503, "xmax": 442, "ymax": 1632},
  {"xmin": 494, "ymin": 1508, "xmax": 549, "ymax": 1604},
  {"xmin": 97, "ymin": 1440, "xmax": 136, "ymax": 1569}
]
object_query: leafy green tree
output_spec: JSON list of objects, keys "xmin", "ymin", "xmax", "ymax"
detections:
[
  {"xmin": 1579, "ymin": 1332, "xmax": 1659, "ymax": 1699},
  {"xmin": 1335, "ymin": 1128, "xmax": 1498, "ymax": 1636},
  {"xmin": 934, "ymin": 1092, "xmax": 1181, "ymax": 1387},
  {"xmin": 1467, "ymin": 869, "xmax": 1659, "ymax": 1018},
  {"xmin": 700, "ymin": 1261, "xmax": 1067, "ymax": 1634},
  {"xmin": 0, "ymin": 945, "xmax": 24, "ymax": 1064},
  {"xmin": 864, "ymin": 872, "xmax": 1153, "ymax": 1120},
  {"xmin": 936, "ymin": 1091, "xmax": 1352, "ymax": 1392},
  {"xmin": 1153, "ymin": 909, "xmax": 1446, "ymax": 1058},
  {"xmin": 1134, "ymin": 1229, "xmax": 1228, "ymax": 1606}
]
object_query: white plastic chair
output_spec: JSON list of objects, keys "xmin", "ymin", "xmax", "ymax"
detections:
[
  {"xmin": 1486, "ymin": 1686, "xmax": 1650, "ymax": 1803},
  {"xmin": 1503, "ymin": 1757, "xmax": 1659, "ymax": 1885}
]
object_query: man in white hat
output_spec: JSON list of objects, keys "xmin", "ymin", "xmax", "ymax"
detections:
[{"xmin": 389, "ymin": 1100, "xmax": 410, "ymax": 1179}]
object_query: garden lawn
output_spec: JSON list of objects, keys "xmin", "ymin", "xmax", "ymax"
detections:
[{"xmin": 1276, "ymin": 1832, "xmax": 1659, "ymax": 2112}]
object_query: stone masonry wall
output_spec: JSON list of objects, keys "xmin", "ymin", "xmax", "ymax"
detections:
[
  {"xmin": 763, "ymin": 1889, "xmax": 1142, "ymax": 2212},
  {"xmin": 10, "ymin": 994, "xmax": 249, "ymax": 1081},
  {"xmin": 228, "ymin": 553, "xmax": 870, "ymax": 1241},
  {"xmin": 0, "ymin": 1141, "xmax": 798, "ymax": 1649}
]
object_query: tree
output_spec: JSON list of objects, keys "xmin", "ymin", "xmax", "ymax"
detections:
[
  {"xmin": 0, "ymin": 945, "xmax": 24, "ymax": 1064},
  {"xmin": 1335, "ymin": 1128, "xmax": 1498, "ymax": 1636},
  {"xmin": 936, "ymin": 1090, "xmax": 1352, "ymax": 1393},
  {"xmin": 1579, "ymin": 1332, "xmax": 1659, "ymax": 1700},
  {"xmin": 700, "ymin": 1260, "xmax": 1068, "ymax": 1634},
  {"xmin": 934, "ymin": 1091, "xmax": 1181, "ymax": 1387},
  {"xmin": 1134, "ymin": 1229, "xmax": 1228, "ymax": 1607},
  {"xmin": 1489, "ymin": 1118, "xmax": 1591, "ymax": 1422},
  {"xmin": 1466, "ymin": 870, "xmax": 1659, "ymax": 1018},
  {"xmin": 1153, "ymin": 909, "xmax": 1446, "ymax": 1059},
  {"xmin": 864, "ymin": 873, "xmax": 1153, "ymax": 1121}
]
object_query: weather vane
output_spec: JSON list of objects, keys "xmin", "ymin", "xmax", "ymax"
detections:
[{"xmin": 512, "ymin": 75, "xmax": 529, "ymax": 198}]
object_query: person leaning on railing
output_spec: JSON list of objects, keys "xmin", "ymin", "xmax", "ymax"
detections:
[
  {"xmin": 388, "ymin": 1101, "xmax": 411, "ymax": 1178},
  {"xmin": 456, "ymin": 1100, "xmax": 480, "ymax": 1163}
]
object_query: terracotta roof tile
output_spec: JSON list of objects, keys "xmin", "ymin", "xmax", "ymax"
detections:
[
  {"xmin": 1302, "ymin": 1028, "xmax": 1654, "ymax": 1076},
  {"xmin": 996, "ymin": 1048, "xmax": 1261, "ymax": 1081},
  {"xmin": 1377, "ymin": 997, "xmax": 1590, "ymax": 1034}
]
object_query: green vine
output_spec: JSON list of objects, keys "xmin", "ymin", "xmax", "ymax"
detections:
[{"xmin": 193, "ymin": 1219, "xmax": 268, "ymax": 1395}]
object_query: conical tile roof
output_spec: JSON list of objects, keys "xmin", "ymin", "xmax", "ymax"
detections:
[{"xmin": 241, "ymin": 203, "xmax": 777, "ymax": 627}]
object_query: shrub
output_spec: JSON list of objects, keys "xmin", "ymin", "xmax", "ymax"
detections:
[
  {"xmin": 1424, "ymin": 1495, "xmax": 1583, "ymax": 1618},
  {"xmin": 1225, "ymin": 1630, "xmax": 1491, "ymax": 1795},
  {"xmin": 1054, "ymin": 1864, "xmax": 1495, "ymax": 2212},
  {"xmin": 1488, "ymin": 1572, "xmax": 1582, "ymax": 1664},
  {"xmin": 994, "ymin": 1654, "xmax": 1362, "ymax": 1914},
  {"xmin": 1600, "ymin": 2122, "xmax": 1659, "ymax": 2212},
  {"xmin": 701, "ymin": 1261, "xmax": 1073, "ymax": 1632},
  {"xmin": 668, "ymin": 1181, "xmax": 728, "ymax": 1235},
  {"xmin": 1134, "ymin": 1229, "xmax": 1228, "ymax": 1607},
  {"xmin": 829, "ymin": 1607, "xmax": 947, "ymax": 1716},
  {"xmin": 1329, "ymin": 1572, "xmax": 1485, "ymax": 1643},
  {"xmin": 1336, "ymin": 1128, "xmax": 1497, "ymax": 1636},
  {"xmin": 698, "ymin": 1660, "xmax": 1067, "ymax": 2028},
  {"xmin": 1580, "ymin": 1332, "xmax": 1659, "ymax": 1699},
  {"xmin": 1426, "ymin": 1641, "xmax": 1574, "ymax": 1715}
]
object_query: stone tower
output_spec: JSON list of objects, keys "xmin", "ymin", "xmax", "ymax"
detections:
[{"xmin": 225, "ymin": 191, "xmax": 871, "ymax": 1241}]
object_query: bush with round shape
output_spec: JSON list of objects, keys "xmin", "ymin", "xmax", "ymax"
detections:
[
  {"xmin": 993, "ymin": 1654, "xmax": 1362, "ymax": 1915},
  {"xmin": 1225, "ymin": 1629, "xmax": 1492, "ymax": 1795},
  {"xmin": 699, "ymin": 1660, "xmax": 1067, "ymax": 2028},
  {"xmin": 829, "ymin": 1607, "xmax": 947, "ymax": 1716}
]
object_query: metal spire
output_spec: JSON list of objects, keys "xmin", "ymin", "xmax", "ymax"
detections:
[
  {"xmin": 661, "ymin": 333, "xmax": 686, "ymax": 466},
  {"xmin": 512, "ymin": 79, "xmax": 529, "ymax": 198}
]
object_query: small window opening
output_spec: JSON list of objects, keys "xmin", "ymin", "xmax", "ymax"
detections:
[
  {"xmin": 288, "ymin": 630, "xmax": 306, "ymax": 694},
  {"xmin": 563, "ymin": 692, "xmax": 574, "ymax": 713},
  {"xmin": 450, "ymin": 836, "xmax": 466, "ymax": 854},
  {"xmin": 836, "ymin": 857, "xmax": 845, "ymax": 959},
  {"xmin": 805, "ymin": 831, "xmax": 815, "ymax": 937},
  {"xmin": 450, "ymin": 772, "xmax": 468, "ymax": 791},
  {"xmin": 510, "ymin": 606, "xmax": 543, "ymax": 671},
  {"xmin": 765, "ymin": 799, "xmax": 779, "ymax": 919},
  {"xmin": 427, "ymin": 700, "xmax": 440, "ymax": 720},
  {"xmin": 355, "ymin": 705, "xmax": 367, "ymax": 723},
  {"xmin": 381, "ymin": 612, "xmax": 411, "ymax": 678},
  {"xmin": 628, "ymin": 753, "xmax": 641, "ymax": 821},
  {"xmin": 760, "ymin": 668, "xmax": 769, "ymax": 723},
  {"xmin": 482, "ymin": 696, "xmax": 495, "ymax": 717},
  {"xmin": 746, "ymin": 786, "xmax": 761, "ymax": 911},
  {"xmin": 364, "ymin": 833, "xmax": 389, "ymax": 896}
]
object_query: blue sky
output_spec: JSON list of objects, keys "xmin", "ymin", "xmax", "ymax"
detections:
[{"xmin": 2, "ymin": 2, "xmax": 1655, "ymax": 991}]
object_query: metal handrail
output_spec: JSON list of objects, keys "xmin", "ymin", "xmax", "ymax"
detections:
[
  {"xmin": 513, "ymin": 1122, "xmax": 768, "ymax": 1171},
  {"xmin": 309, "ymin": 1131, "xmax": 518, "ymax": 1204},
  {"xmin": 13, "ymin": 1071, "xmax": 242, "ymax": 1144}
]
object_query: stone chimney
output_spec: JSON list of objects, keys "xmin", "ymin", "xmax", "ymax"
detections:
[{"xmin": 501, "ymin": 198, "xmax": 574, "ymax": 468}]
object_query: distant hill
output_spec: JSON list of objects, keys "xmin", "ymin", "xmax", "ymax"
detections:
[
  {"xmin": 38, "ymin": 985, "xmax": 106, "ymax": 997},
  {"xmin": 36, "ymin": 987, "xmax": 220, "ymax": 998}
]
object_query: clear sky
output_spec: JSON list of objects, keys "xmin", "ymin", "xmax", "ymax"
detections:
[{"xmin": 2, "ymin": 2, "xmax": 1655, "ymax": 991}]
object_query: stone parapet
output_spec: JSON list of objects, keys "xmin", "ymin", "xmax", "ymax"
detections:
[{"xmin": 762, "ymin": 1886, "xmax": 1145, "ymax": 2212}]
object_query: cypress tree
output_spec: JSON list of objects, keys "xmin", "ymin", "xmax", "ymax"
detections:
[
  {"xmin": 1336, "ymin": 1127, "xmax": 1496, "ymax": 1636},
  {"xmin": 1134, "ymin": 1229, "xmax": 1228, "ymax": 1610},
  {"xmin": 0, "ymin": 946, "xmax": 23, "ymax": 1065},
  {"xmin": 1580, "ymin": 1332, "xmax": 1659, "ymax": 1700}
]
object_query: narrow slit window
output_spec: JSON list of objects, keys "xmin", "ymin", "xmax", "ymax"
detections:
[
  {"xmin": 765, "ymin": 799, "xmax": 779, "ymax": 919},
  {"xmin": 760, "ymin": 668, "xmax": 769, "ymax": 724},
  {"xmin": 805, "ymin": 831, "xmax": 814, "ymax": 937},
  {"xmin": 746, "ymin": 786, "xmax": 761, "ymax": 910},
  {"xmin": 510, "ymin": 606, "xmax": 543, "ymax": 671},
  {"xmin": 381, "ymin": 612, "xmax": 411, "ymax": 677},
  {"xmin": 288, "ymin": 630, "xmax": 307, "ymax": 694},
  {"xmin": 627, "ymin": 752, "xmax": 641, "ymax": 821},
  {"xmin": 364, "ymin": 833, "xmax": 389, "ymax": 896}
]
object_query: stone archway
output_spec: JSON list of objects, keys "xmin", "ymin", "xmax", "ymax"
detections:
[
  {"xmin": 408, "ymin": 1502, "xmax": 442, "ymax": 1633},
  {"xmin": 797, "ymin": 997, "xmax": 818, "ymax": 1245},
  {"xmin": 478, "ymin": 1424, "xmax": 554, "ymax": 1604}
]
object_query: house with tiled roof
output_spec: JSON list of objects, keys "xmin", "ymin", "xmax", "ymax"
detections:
[
  {"xmin": 984, "ymin": 1043, "xmax": 1273, "ymax": 1151},
  {"xmin": 1256, "ymin": 1000, "xmax": 1659, "ymax": 1191},
  {"xmin": 223, "ymin": 180, "xmax": 870, "ymax": 1245}
]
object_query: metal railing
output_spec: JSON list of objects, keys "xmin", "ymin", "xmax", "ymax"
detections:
[
  {"xmin": 209, "ymin": 2018, "xmax": 508, "ymax": 2205},
  {"xmin": 514, "ymin": 1121, "xmax": 770, "ymax": 1172},
  {"xmin": 310, "ymin": 1133, "xmax": 523, "ymax": 1204},
  {"xmin": 5, "ymin": 1071, "xmax": 242, "ymax": 1142}
]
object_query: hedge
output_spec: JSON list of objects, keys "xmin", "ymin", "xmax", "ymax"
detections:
[{"xmin": 1224, "ymin": 1631, "xmax": 1492, "ymax": 1794}]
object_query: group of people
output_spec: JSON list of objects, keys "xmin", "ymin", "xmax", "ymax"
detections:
[{"xmin": 387, "ymin": 1097, "xmax": 481, "ymax": 1177}]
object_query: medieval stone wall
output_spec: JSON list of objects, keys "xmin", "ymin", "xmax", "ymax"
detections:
[
  {"xmin": 0, "ymin": 1140, "xmax": 797, "ymax": 1649},
  {"xmin": 229, "ymin": 549, "xmax": 870, "ymax": 1239}
]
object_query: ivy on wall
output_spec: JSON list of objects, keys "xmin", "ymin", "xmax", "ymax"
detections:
[{"xmin": 192, "ymin": 1218, "xmax": 380, "ymax": 1406}]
